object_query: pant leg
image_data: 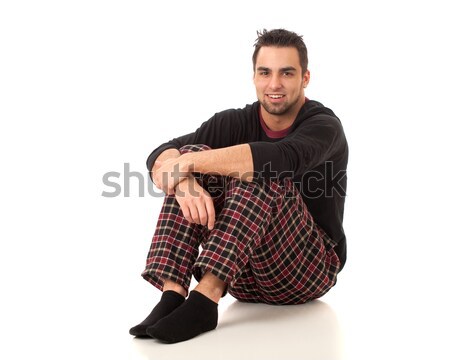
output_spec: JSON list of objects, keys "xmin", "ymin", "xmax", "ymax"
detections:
[
  {"xmin": 140, "ymin": 194, "xmax": 205, "ymax": 294},
  {"xmin": 194, "ymin": 177, "xmax": 341, "ymax": 305},
  {"xmin": 141, "ymin": 144, "xmax": 216, "ymax": 294}
]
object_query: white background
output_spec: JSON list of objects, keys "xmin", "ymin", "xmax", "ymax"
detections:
[{"xmin": 1, "ymin": 0, "xmax": 449, "ymax": 359}]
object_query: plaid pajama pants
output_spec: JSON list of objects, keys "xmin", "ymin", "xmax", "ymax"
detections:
[{"xmin": 141, "ymin": 145, "xmax": 341, "ymax": 305}]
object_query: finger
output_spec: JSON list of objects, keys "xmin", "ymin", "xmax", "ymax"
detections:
[
  {"xmin": 197, "ymin": 201, "xmax": 208, "ymax": 227},
  {"xmin": 205, "ymin": 197, "xmax": 216, "ymax": 230},
  {"xmin": 181, "ymin": 204, "xmax": 193, "ymax": 223},
  {"xmin": 189, "ymin": 203, "xmax": 200, "ymax": 224}
]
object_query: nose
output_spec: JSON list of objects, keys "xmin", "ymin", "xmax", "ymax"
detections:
[{"xmin": 269, "ymin": 73, "xmax": 282, "ymax": 90}]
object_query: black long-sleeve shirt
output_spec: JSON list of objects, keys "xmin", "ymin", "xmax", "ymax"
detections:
[{"xmin": 146, "ymin": 100, "xmax": 349, "ymax": 270}]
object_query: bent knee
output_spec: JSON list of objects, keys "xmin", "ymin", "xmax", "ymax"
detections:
[{"xmin": 179, "ymin": 144, "xmax": 212, "ymax": 154}]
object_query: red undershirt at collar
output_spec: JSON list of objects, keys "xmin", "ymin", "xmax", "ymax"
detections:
[{"xmin": 259, "ymin": 98, "xmax": 309, "ymax": 139}]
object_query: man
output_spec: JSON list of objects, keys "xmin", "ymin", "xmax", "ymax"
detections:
[{"xmin": 130, "ymin": 28, "xmax": 348, "ymax": 343}]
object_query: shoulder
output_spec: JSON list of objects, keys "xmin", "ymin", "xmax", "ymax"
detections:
[
  {"xmin": 291, "ymin": 100, "xmax": 348, "ymax": 150},
  {"xmin": 213, "ymin": 102, "xmax": 259, "ymax": 120},
  {"xmin": 205, "ymin": 102, "xmax": 259, "ymax": 131},
  {"xmin": 299, "ymin": 100, "xmax": 344, "ymax": 130}
]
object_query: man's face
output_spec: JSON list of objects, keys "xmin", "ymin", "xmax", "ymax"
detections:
[{"xmin": 253, "ymin": 46, "xmax": 310, "ymax": 118}]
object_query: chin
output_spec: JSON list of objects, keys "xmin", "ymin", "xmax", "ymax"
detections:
[{"xmin": 262, "ymin": 103, "xmax": 290, "ymax": 116}]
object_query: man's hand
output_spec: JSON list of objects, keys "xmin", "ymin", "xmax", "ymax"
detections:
[
  {"xmin": 175, "ymin": 176, "xmax": 216, "ymax": 230},
  {"xmin": 152, "ymin": 156, "xmax": 193, "ymax": 195}
]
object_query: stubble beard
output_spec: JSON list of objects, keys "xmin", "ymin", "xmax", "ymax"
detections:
[{"xmin": 260, "ymin": 94, "xmax": 301, "ymax": 116}]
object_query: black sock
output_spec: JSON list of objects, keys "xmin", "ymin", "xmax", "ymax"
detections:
[
  {"xmin": 146, "ymin": 290, "xmax": 218, "ymax": 343},
  {"xmin": 129, "ymin": 290, "xmax": 185, "ymax": 337}
]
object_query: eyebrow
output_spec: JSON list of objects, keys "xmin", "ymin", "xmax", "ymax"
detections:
[
  {"xmin": 280, "ymin": 66, "xmax": 297, "ymax": 72},
  {"xmin": 256, "ymin": 66, "xmax": 297, "ymax": 72}
]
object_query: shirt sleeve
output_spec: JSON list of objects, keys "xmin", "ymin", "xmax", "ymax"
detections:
[
  {"xmin": 146, "ymin": 108, "xmax": 250, "ymax": 172},
  {"xmin": 248, "ymin": 115, "xmax": 347, "ymax": 180}
]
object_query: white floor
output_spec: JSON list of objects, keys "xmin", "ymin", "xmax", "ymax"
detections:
[
  {"xmin": 131, "ymin": 296, "xmax": 343, "ymax": 360},
  {"xmin": 2, "ymin": 264, "xmax": 448, "ymax": 360}
]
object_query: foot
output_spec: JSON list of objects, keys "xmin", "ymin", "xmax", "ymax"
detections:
[
  {"xmin": 129, "ymin": 290, "xmax": 185, "ymax": 337},
  {"xmin": 146, "ymin": 290, "xmax": 218, "ymax": 343}
]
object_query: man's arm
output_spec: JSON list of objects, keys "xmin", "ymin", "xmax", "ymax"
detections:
[
  {"xmin": 153, "ymin": 144, "xmax": 254, "ymax": 195},
  {"xmin": 183, "ymin": 144, "xmax": 254, "ymax": 181}
]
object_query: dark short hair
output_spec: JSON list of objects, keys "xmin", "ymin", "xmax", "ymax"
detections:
[{"xmin": 252, "ymin": 29, "xmax": 308, "ymax": 74}]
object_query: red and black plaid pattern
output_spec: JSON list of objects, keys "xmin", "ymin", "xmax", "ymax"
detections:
[{"xmin": 141, "ymin": 144, "xmax": 341, "ymax": 305}]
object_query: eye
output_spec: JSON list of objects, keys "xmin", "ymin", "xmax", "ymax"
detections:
[
  {"xmin": 259, "ymin": 71, "xmax": 269, "ymax": 76},
  {"xmin": 283, "ymin": 72, "xmax": 294, "ymax": 77}
]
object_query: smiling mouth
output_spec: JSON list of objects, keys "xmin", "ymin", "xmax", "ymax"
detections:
[{"xmin": 267, "ymin": 94, "xmax": 285, "ymax": 99}]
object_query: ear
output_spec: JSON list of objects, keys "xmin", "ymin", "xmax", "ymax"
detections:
[{"xmin": 303, "ymin": 70, "xmax": 311, "ymax": 88}]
